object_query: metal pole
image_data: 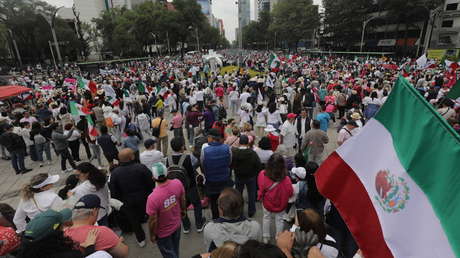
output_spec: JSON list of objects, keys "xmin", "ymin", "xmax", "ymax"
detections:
[
  {"xmin": 166, "ymin": 31, "xmax": 171, "ymax": 55},
  {"xmin": 7, "ymin": 29, "xmax": 22, "ymax": 67},
  {"xmin": 360, "ymin": 20, "xmax": 366, "ymax": 53},
  {"xmin": 416, "ymin": 21, "xmax": 426, "ymax": 58},
  {"xmin": 49, "ymin": 41, "xmax": 57, "ymax": 69},
  {"xmin": 51, "ymin": 27, "xmax": 62, "ymax": 64},
  {"xmin": 195, "ymin": 27, "xmax": 200, "ymax": 52}
]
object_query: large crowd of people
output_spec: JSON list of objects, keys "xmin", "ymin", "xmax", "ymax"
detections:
[{"xmin": 0, "ymin": 50, "xmax": 458, "ymax": 258}]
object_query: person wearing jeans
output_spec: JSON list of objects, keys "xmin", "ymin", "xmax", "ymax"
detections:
[
  {"xmin": 0, "ymin": 124, "xmax": 32, "ymax": 174},
  {"xmin": 51, "ymin": 123, "xmax": 76, "ymax": 173},
  {"xmin": 146, "ymin": 162, "xmax": 186, "ymax": 258},
  {"xmin": 167, "ymin": 137, "xmax": 205, "ymax": 233}
]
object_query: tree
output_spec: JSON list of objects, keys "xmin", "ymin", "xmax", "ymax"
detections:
[
  {"xmin": 269, "ymin": 0, "xmax": 319, "ymax": 51},
  {"xmin": 0, "ymin": 0, "xmax": 88, "ymax": 64},
  {"xmin": 242, "ymin": 10, "xmax": 272, "ymax": 49}
]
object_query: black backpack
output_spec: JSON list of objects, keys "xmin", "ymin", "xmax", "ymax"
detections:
[
  {"xmin": 167, "ymin": 154, "xmax": 191, "ymax": 191},
  {"xmin": 218, "ymin": 105, "xmax": 227, "ymax": 120}
]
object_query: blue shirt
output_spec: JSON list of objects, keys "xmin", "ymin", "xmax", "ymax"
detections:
[{"xmin": 316, "ymin": 112, "xmax": 330, "ymax": 132}]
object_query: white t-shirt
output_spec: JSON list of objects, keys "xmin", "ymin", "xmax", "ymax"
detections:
[
  {"xmin": 13, "ymin": 190, "xmax": 64, "ymax": 233},
  {"xmin": 71, "ymin": 181, "xmax": 110, "ymax": 220},
  {"xmin": 267, "ymin": 111, "xmax": 282, "ymax": 125},
  {"xmin": 280, "ymin": 121, "xmax": 297, "ymax": 148},
  {"xmin": 240, "ymin": 92, "xmax": 251, "ymax": 104},
  {"xmin": 229, "ymin": 90, "xmax": 239, "ymax": 101},
  {"xmin": 195, "ymin": 90, "xmax": 204, "ymax": 101}
]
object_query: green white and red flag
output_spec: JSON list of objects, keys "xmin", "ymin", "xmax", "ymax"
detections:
[
  {"xmin": 315, "ymin": 76, "xmax": 459, "ymax": 258},
  {"xmin": 77, "ymin": 77, "xmax": 97, "ymax": 94},
  {"xmin": 86, "ymin": 115, "xmax": 98, "ymax": 137},
  {"xmin": 69, "ymin": 101, "xmax": 91, "ymax": 117}
]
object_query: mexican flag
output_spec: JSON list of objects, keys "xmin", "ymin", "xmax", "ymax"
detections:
[
  {"xmin": 77, "ymin": 77, "xmax": 97, "ymax": 94},
  {"xmin": 315, "ymin": 76, "xmax": 459, "ymax": 258},
  {"xmin": 69, "ymin": 101, "xmax": 91, "ymax": 117},
  {"xmin": 447, "ymin": 80, "xmax": 460, "ymax": 100},
  {"xmin": 268, "ymin": 53, "xmax": 280, "ymax": 69},
  {"xmin": 86, "ymin": 115, "xmax": 98, "ymax": 137}
]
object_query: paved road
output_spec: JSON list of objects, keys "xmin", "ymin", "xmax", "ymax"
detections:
[{"xmin": 0, "ymin": 117, "xmax": 341, "ymax": 257}]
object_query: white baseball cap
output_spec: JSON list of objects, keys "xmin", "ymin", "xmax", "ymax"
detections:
[
  {"xmin": 291, "ymin": 167, "xmax": 307, "ymax": 180},
  {"xmin": 32, "ymin": 174, "xmax": 60, "ymax": 189}
]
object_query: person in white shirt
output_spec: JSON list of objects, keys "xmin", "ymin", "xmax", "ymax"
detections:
[
  {"xmin": 254, "ymin": 105, "xmax": 268, "ymax": 138},
  {"xmin": 70, "ymin": 162, "xmax": 111, "ymax": 225},
  {"xmin": 280, "ymin": 113, "xmax": 298, "ymax": 157},
  {"xmin": 140, "ymin": 139, "xmax": 164, "ymax": 174},
  {"xmin": 240, "ymin": 89, "xmax": 251, "ymax": 105},
  {"xmin": 13, "ymin": 173, "xmax": 64, "ymax": 233},
  {"xmin": 19, "ymin": 112, "xmax": 38, "ymax": 124},
  {"xmin": 337, "ymin": 121, "xmax": 359, "ymax": 146},
  {"xmin": 195, "ymin": 88, "xmax": 205, "ymax": 110},
  {"xmin": 228, "ymin": 87, "xmax": 240, "ymax": 116},
  {"xmin": 266, "ymin": 103, "xmax": 283, "ymax": 129}
]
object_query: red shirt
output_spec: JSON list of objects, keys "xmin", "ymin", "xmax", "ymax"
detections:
[
  {"xmin": 267, "ymin": 133, "xmax": 280, "ymax": 151},
  {"xmin": 65, "ymin": 225, "xmax": 120, "ymax": 252},
  {"xmin": 215, "ymin": 87, "xmax": 224, "ymax": 97},
  {"xmin": 257, "ymin": 171, "xmax": 293, "ymax": 212}
]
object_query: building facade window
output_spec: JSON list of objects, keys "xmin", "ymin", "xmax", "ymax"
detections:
[
  {"xmin": 442, "ymin": 20, "xmax": 454, "ymax": 27},
  {"xmin": 446, "ymin": 3, "xmax": 458, "ymax": 11}
]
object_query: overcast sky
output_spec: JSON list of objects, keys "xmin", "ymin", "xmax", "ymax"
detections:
[{"xmin": 44, "ymin": 0, "xmax": 322, "ymax": 42}]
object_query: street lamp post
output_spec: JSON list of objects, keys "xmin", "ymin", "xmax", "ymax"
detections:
[
  {"xmin": 38, "ymin": 7, "xmax": 63, "ymax": 65},
  {"xmin": 360, "ymin": 16, "xmax": 377, "ymax": 53},
  {"xmin": 7, "ymin": 29, "xmax": 22, "ymax": 67}
]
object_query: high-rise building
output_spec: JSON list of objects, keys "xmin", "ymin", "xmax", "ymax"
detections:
[
  {"xmin": 425, "ymin": 0, "xmax": 460, "ymax": 50},
  {"xmin": 254, "ymin": 0, "xmax": 270, "ymax": 20},
  {"xmin": 239, "ymin": 0, "xmax": 251, "ymax": 28},
  {"xmin": 218, "ymin": 19, "xmax": 225, "ymax": 36}
]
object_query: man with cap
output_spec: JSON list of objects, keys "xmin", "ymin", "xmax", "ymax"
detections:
[
  {"xmin": 18, "ymin": 208, "xmax": 101, "ymax": 258},
  {"xmin": 337, "ymin": 121, "xmax": 359, "ymax": 146},
  {"xmin": 280, "ymin": 113, "xmax": 298, "ymax": 156},
  {"xmin": 200, "ymin": 128, "xmax": 232, "ymax": 219},
  {"xmin": 146, "ymin": 162, "xmax": 186, "ymax": 258},
  {"xmin": 295, "ymin": 108, "xmax": 311, "ymax": 151},
  {"xmin": 65, "ymin": 194, "xmax": 129, "ymax": 257},
  {"xmin": 231, "ymin": 135, "xmax": 263, "ymax": 218},
  {"xmin": 140, "ymin": 138, "xmax": 164, "ymax": 174},
  {"xmin": 109, "ymin": 148, "xmax": 155, "ymax": 248},
  {"xmin": 316, "ymin": 105, "xmax": 331, "ymax": 132}
]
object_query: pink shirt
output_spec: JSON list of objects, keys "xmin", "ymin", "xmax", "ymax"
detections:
[
  {"xmin": 65, "ymin": 225, "xmax": 119, "ymax": 251},
  {"xmin": 146, "ymin": 179, "xmax": 184, "ymax": 238},
  {"xmin": 170, "ymin": 113, "xmax": 183, "ymax": 129}
]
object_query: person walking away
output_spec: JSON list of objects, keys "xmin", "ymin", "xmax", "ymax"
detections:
[
  {"xmin": 65, "ymin": 123, "xmax": 82, "ymax": 162},
  {"xmin": 167, "ymin": 137, "xmax": 205, "ymax": 233},
  {"xmin": 147, "ymin": 163, "xmax": 186, "ymax": 258},
  {"xmin": 203, "ymin": 188, "xmax": 261, "ymax": 252},
  {"xmin": 140, "ymin": 139, "xmax": 164, "ymax": 174},
  {"xmin": 135, "ymin": 111, "xmax": 151, "ymax": 140},
  {"xmin": 257, "ymin": 153, "xmax": 293, "ymax": 243},
  {"xmin": 337, "ymin": 121, "xmax": 358, "ymax": 146},
  {"xmin": 76, "ymin": 116, "xmax": 92, "ymax": 160},
  {"xmin": 30, "ymin": 122, "xmax": 49, "ymax": 167},
  {"xmin": 18, "ymin": 122, "xmax": 38, "ymax": 162},
  {"xmin": 122, "ymin": 129, "xmax": 140, "ymax": 161},
  {"xmin": 336, "ymin": 90, "xmax": 348, "ymax": 120},
  {"xmin": 201, "ymin": 128, "xmax": 233, "ymax": 219},
  {"xmin": 280, "ymin": 113, "xmax": 298, "ymax": 157},
  {"xmin": 170, "ymin": 109, "xmax": 183, "ymax": 138},
  {"xmin": 109, "ymin": 148, "xmax": 155, "ymax": 247},
  {"xmin": 254, "ymin": 105, "xmax": 267, "ymax": 138},
  {"xmin": 96, "ymin": 125, "xmax": 119, "ymax": 167},
  {"xmin": 0, "ymin": 124, "xmax": 32, "ymax": 174},
  {"xmin": 13, "ymin": 173, "xmax": 63, "ymax": 233},
  {"xmin": 40, "ymin": 118, "xmax": 54, "ymax": 163},
  {"xmin": 51, "ymin": 122, "xmax": 77, "ymax": 173},
  {"xmin": 231, "ymin": 135, "xmax": 262, "ymax": 218},
  {"xmin": 295, "ymin": 109, "xmax": 311, "ymax": 152},
  {"xmin": 316, "ymin": 105, "xmax": 331, "ymax": 132},
  {"xmin": 228, "ymin": 87, "xmax": 240, "ymax": 116},
  {"xmin": 186, "ymin": 105, "xmax": 202, "ymax": 148},
  {"xmin": 151, "ymin": 110, "xmax": 169, "ymax": 156},
  {"xmin": 302, "ymin": 120, "xmax": 329, "ymax": 164}
]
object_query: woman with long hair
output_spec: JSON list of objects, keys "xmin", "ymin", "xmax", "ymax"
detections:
[
  {"xmin": 266, "ymin": 103, "xmax": 283, "ymax": 130},
  {"xmin": 70, "ymin": 162, "xmax": 110, "ymax": 226},
  {"xmin": 13, "ymin": 173, "xmax": 63, "ymax": 233},
  {"xmin": 257, "ymin": 153, "xmax": 293, "ymax": 244}
]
